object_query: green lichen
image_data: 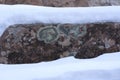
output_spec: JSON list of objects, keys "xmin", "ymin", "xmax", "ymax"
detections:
[
  {"xmin": 69, "ymin": 25, "xmax": 87, "ymax": 39},
  {"xmin": 37, "ymin": 24, "xmax": 87, "ymax": 44},
  {"xmin": 57, "ymin": 24, "xmax": 87, "ymax": 39},
  {"xmin": 37, "ymin": 26, "xmax": 59, "ymax": 43},
  {"xmin": 57, "ymin": 24, "xmax": 71, "ymax": 35}
]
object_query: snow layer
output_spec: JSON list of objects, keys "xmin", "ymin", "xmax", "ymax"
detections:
[
  {"xmin": 1, "ymin": 4, "xmax": 120, "ymax": 36},
  {"xmin": 0, "ymin": 52, "xmax": 120, "ymax": 80}
]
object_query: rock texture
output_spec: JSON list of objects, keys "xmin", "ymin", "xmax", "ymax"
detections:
[
  {"xmin": 0, "ymin": 23, "xmax": 120, "ymax": 64},
  {"xmin": 0, "ymin": 0, "xmax": 120, "ymax": 7},
  {"xmin": 88, "ymin": 0, "xmax": 120, "ymax": 6},
  {"xmin": 42, "ymin": 0, "xmax": 88, "ymax": 7},
  {"xmin": 0, "ymin": 0, "xmax": 42, "ymax": 5}
]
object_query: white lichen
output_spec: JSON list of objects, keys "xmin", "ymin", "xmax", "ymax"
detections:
[
  {"xmin": 57, "ymin": 24, "xmax": 71, "ymax": 35},
  {"xmin": 37, "ymin": 26, "xmax": 59, "ymax": 43},
  {"xmin": 69, "ymin": 25, "xmax": 87, "ymax": 39},
  {"xmin": 37, "ymin": 24, "xmax": 87, "ymax": 44},
  {"xmin": 103, "ymin": 38, "xmax": 115, "ymax": 48},
  {"xmin": 58, "ymin": 24, "xmax": 87, "ymax": 39}
]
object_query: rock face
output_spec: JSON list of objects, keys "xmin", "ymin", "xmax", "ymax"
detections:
[
  {"xmin": 1, "ymin": 0, "xmax": 43, "ymax": 5},
  {"xmin": 0, "ymin": 0, "xmax": 88, "ymax": 7},
  {"xmin": 88, "ymin": 0, "xmax": 120, "ymax": 6},
  {"xmin": 41, "ymin": 0, "xmax": 88, "ymax": 7},
  {"xmin": 0, "ymin": 0, "xmax": 120, "ymax": 7},
  {"xmin": 0, "ymin": 23, "xmax": 120, "ymax": 64}
]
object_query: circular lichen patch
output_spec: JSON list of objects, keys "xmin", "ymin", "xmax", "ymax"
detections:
[{"xmin": 37, "ymin": 26, "xmax": 59, "ymax": 43}]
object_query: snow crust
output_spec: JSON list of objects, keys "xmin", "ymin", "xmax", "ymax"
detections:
[
  {"xmin": 1, "ymin": 4, "xmax": 120, "ymax": 36},
  {"xmin": 0, "ymin": 52, "xmax": 120, "ymax": 80}
]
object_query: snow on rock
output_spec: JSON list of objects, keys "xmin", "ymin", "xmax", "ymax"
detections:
[
  {"xmin": 0, "ymin": 5, "xmax": 120, "ymax": 64},
  {"xmin": 0, "ymin": 4, "xmax": 120, "ymax": 80},
  {"xmin": 0, "ymin": 52, "xmax": 120, "ymax": 80},
  {"xmin": 1, "ymin": 5, "xmax": 120, "ymax": 35}
]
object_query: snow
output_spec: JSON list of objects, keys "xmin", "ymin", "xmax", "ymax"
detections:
[
  {"xmin": 0, "ymin": 4, "xmax": 120, "ymax": 80},
  {"xmin": 1, "ymin": 4, "xmax": 120, "ymax": 36},
  {"xmin": 0, "ymin": 52, "xmax": 120, "ymax": 80}
]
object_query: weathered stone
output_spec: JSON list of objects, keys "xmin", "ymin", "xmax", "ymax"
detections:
[
  {"xmin": 0, "ymin": 0, "xmax": 120, "ymax": 7},
  {"xmin": 75, "ymin": 23, "xmax": 120, "ymax": 58},
  {"xmin": 0, "ymin": 22, "xmax": 120, "ymax": 64},
  {"xmin": 42, "ymin": 0, "xmax": 88, "ymax": 7},
  {"xmin": 0, "ymin": 0, "xmax": 43, "ymax": 5},
  {"xmin": 88, "ymin": 0, "xmax": 120, "ymax": 6},
  {"xmin": 0, "ymin": 57, "xmax": 8, "ymax": 64},
  {"xmin": 0, "ymin": 0, "xmax": 87, "ymax": 6}
]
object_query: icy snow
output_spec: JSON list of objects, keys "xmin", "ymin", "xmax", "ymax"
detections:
[
  {"xmin": 1, "ymin": 4, "xmax": 120, "ymax": 36},
  {"xmin": 0, "ymin": 52, "xmax": 120, "ymax": 80},
  {"xmin": 0, "ymin": 4, "xmax": 120, "ymax": 80}
]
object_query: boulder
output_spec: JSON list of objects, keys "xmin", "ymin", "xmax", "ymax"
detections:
[{"xmin": 0, "ymin": 22, "xmax": 120, "ymax": 64}]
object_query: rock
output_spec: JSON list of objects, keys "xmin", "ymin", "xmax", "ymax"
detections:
[
  {"xmin": 0, "ymin": 0, "xmax": 43, "ymax": 5},
  {"xmin": 75, "ymin": 23, "xmax": 120, "ymax": 58},
  {"xmin": 0, "ymin": 0, "xmax": 120, "ymax": 7},
  {"xmin": 0, "ymin": 24, "xmax": 61, "ymax": 64},
  {"xmin": 0, "ymin": 57, "xmax": 8, "ymax": 64},
  {"xmin": 42, "ymin": 0, "xmax": 88, "ymax": 7},
  {"xmin": 0, "ymin": 22, "xmax": 120, "ymax": 64},
  {"xmin": 88, "ymin": 0, "xmax": 120, "ymax": 6},
  {"xmin": 0, "ymin": 0, "xmax": 88, "ymax": 7}
]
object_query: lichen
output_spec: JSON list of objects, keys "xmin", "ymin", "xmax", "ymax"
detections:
[
  {"xmin": 57, "ymin": 24, "xmax": 87, "ymax": 39},
  {"xmin": 57, "ymin": 24, "xmax": 71, "ymax": 35},
  {"xmin": 37, "ymin": 24, "xmax": 87, "ymax": 44},
  {"xmin": 37, "ymin": 26, "xmax": 59, "ymax": 43},
  {"xmin": 103, "ymin": 38, "xmax": 115, "ymax": 49},
  {"xmin": 69, "ymin": 25, "xmax": 87, "ymax": 39}
]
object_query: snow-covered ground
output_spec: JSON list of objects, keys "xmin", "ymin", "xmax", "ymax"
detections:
[
  {"xmin": 0, "ymin": 52, "xmax": 120, "ymax": 80},
  {"xmin": 1, "ymin": 4, "xmax": 120, "ymax": 36},
  {"xmin": 0, "ymin": 5, "xmax": 120, "ymax": 80}
]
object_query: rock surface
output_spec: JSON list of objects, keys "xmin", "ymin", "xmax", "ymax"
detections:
[
  {"xmin": 0, "ymin": 23, "xmax": 120, "ymax": 64},
  {"xmin": 0, "ymin": 0, "xmax": 120, "ymax": 7}
]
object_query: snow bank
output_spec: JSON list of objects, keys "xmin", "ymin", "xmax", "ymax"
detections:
[
  {"xmin": 1, "ymin": 4, "xmax": 120, "ymax": 36},
  {"xmin": 0, "ymin": 52, "xmax": 120, "ymax": 80}
]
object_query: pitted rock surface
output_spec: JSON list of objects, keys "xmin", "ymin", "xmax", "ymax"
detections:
[{"xmin": 0, "ymin": 23, "xmax": 120, "ymax": 64}]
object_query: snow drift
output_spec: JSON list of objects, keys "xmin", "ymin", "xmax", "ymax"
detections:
[
  {"xmin": 0, "ymin": 52, "xmax": 120, "ymax": 80},
  {"xmin": 1, "ymin": 5, "xmax": 120, "ymax": 36}
]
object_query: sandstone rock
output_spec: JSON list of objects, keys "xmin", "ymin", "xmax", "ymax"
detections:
[
  {"xmin": 0, "ymin": 0, "xmax": 120, "ymax": 7},
  {"xmin": 0, "ymin": 22, "xmax": 120, "ymax": 64}
]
